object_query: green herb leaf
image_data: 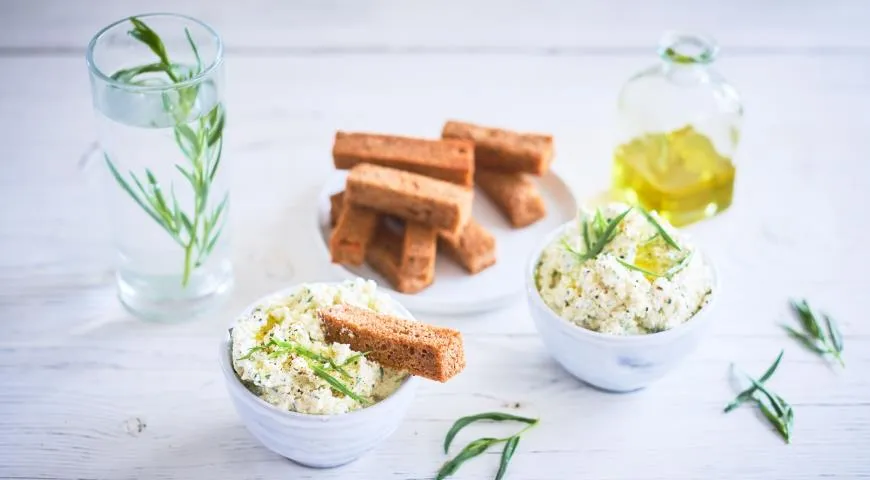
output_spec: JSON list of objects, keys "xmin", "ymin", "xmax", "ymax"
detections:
[
  {"xmin": 239, "ymin": 345, "xmax": 266, "ymax": 360},
  {"xmin": 758, "ymin": 399, "xmax": 791, "ymax": 443},
  {"xmin": 791, "ymin": 299, "xmax": 823, "ymax": 340},
  {"xmin": 642, "ymin": 233, "xmax": 660, "ymax": 245},
  {"xmin": 179, "ymin": 212, "xmax": 195, "ymax": 238},
  {"xmin": 593, "ymin": 210, "xmax": 607, "ymax": 232},
  {"xmin": 128, "ymin": 17, "xmax": 176, "ymax": 80},
  {"xmin": 786, "ymin": 299, "xmax": 845, "ymax": 367},
  {"xmin": 184, "ymin": 27, "xmax": 202, "ymax": 74},
  {"xmin": 746, "ymin": 373, "xmax": 786, "ymax": 418},
  {"xmin": 561, "ymin": 237, "xmax": 585, "ymax": 261},
  {"xmin": 582, "ymin": 221, "xmax": 592, "ymax": 253},
  {"xmin": 495, "ymin": 436, "xmax": 520, "ymax": 480},
  {"xmin": 175, "ymin": 124, "xmax": 200, "ymax": 160},
  {"xmin": 783, "ymin": 325, "xmax": 827, "ymax": 354},
  {"xmin": 615, "ymin": 259, "xmax": 661, "ymax": 277},
  {"xmin": 590, "ymin": 207, "xmax": 632, "ymax": 255},
  {"xmin": 310, "ymin": 363, "xmax": 370, "ymax": 406},
  {"xmin": 206, "ymin": 105, "xmax": 225, "ymax": 147},
  {"xmin": 726, "ymin": 354, "xmax": 793, "ymax": 444},
  {"xmin": 107, "ymin": 18, "xmax": 225, "ymax": 288},
  {"xmin": 823, "ymin": 314, "xmax": 844, "ymax": 354},
  {"xmin": 208, "ymin": 138, "xmax": 223, "ymax": 181},
  {"xmin": 111, "ymin": 62, "xmax": 175, "ymax": 83},
  {"xmin": 664, "ymin": 251, "xmax": 693, "ymax": 277},
  {"xmin": 200, "ymin": 221, "xmax": 225, "ymax": 263},
  {"xmin": 724, "ymin": 350, "xmax": 784, "ymax": 413},
  {"xmin": 638, "ymin": 206, "xmax": 681, "ymax": 250},
  {"xmin": 342, "ymin": 351, "xmax": 370, "ymax": 366},
  {"xmin": 436, "ymin": 437, "xmax": 499, "ymax": 480},
  {"xmin": 443, "ymin": 412, "xmax": 538, "ymax": 453}
]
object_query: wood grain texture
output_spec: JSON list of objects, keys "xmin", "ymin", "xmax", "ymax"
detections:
[
  {"xmin": 1, "ymin": 1, "xmax": 869, "ymax": 479},
  {"xmin": 2, "ymin": 0, "xmax": 870, "ymax": 51}
]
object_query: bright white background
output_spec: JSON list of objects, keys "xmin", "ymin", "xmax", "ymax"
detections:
[{"xmin": 1, "ymin": 1, "xmax": 868, "ymax": 479}]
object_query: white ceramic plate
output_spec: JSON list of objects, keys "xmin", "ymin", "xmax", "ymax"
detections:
[{"xmin": 315, "ymin": 170, "xmax": 577, "ymax": 315}]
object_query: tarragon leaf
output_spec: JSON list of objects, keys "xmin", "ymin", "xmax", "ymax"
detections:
[
  {"xmin": 111, "ymin": 62, "xmax": 174, "ymax": 83},
  {"xmin": 791, "ymin": 299, "xmax": 823, "ymax": 340},
  {"xmin": 184, "ymin": 27, "xmax": 202, "ymax": 74},
  {"xmin": 724, "ymin": 350, "xmax": 784, "ymax": 413},
  {"xmin": 310, "ymin": 363, "xmax": 370, "ymax": 406},
  {"xmin": 495, "ymin": 436, "xmax": 520, "ymax": 480},
  {"xmin": 783, "ymin": 326, "xmax": 827, "ymax": 354},
  {"xmin": 589, "ymin": 207, "xmax": 632, "ymax": 256},
  {"xmin": 436, "ymin": 437, "xmax": 499, "ymax": 480},
  {"xmin": 443, "ymin": 412, "xmax": 537, "ymax": 453},
  {"xmin": 638, "ymin": 206, "xmax": 681, "ymax": 250},
  {"xmin": 824, "ymin": 314, "xmax": 844, "ymax": 354},
  {"xmin": 128, "ymin": 17, "xmax": 175, "ymax": 80}
]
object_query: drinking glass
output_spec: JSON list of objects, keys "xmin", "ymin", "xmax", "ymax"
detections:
[{"xmin": 86, "ymin": 13, "xmax": 233, "ymax": 321}]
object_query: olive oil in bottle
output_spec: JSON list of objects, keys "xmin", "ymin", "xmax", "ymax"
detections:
[
  {"xmin": 613, "ymin": 125, "xmax": 735, "ymax": 227},
  {"xmin": 612, "ymin": 31, "xmax": 743, "ymax": 226}
]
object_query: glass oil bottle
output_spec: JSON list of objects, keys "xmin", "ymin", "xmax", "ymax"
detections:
[{"xmin": 612, "ymin": 32, "xmax": 743, "ymax": 226}]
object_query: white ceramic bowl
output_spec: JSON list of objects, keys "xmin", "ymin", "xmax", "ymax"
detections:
[
  {"xmin": 526, "ymin": 222, "xmax": 718, "ymax": 392},
  {"xmin": 219, "ymin": 283, "xmax": 420, "ymax": 468}
]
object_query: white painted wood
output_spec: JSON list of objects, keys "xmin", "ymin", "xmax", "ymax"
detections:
[
  {"xmin": 2, "ymin": 0, "xmax": 870, "ymax": 51},
  {"xmin": 1, "ymin": 2, "xmax": 869, "ymax": 479}
]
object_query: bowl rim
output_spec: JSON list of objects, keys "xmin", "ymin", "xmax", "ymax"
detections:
[
  {"xmin": 219, "ymin": 280, "xmax": 420, "ymax": 422},
  {"xmin": 526, "ymin": 219, "xmax": 719, "ymax": 344}
]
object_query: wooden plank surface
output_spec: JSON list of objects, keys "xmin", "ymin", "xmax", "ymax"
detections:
[
  {"xmin": 1, "ymin": 1, "xmax": 869, "ymax": 479},
  {"xmin": 2, "ymin": 0, "xmax": 870, "ymax": 51}
]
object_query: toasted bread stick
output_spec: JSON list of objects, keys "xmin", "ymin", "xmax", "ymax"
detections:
[
  {"xmin": 401, "ymin": 222, "xmax": 437, "ymax": 285},
  {"xmin": 442, "ymin": 120, "xmax": 553, "ymax": 176},
  {"xmin": 366, "ymin": 223, "xmax": 433, "ymax": 293},
  {"xmin": 333, "ymin": 132, "xmax": 474, "ymax": 186},
  {"xmin": 328, "ymin": 203, "xmax": 380, "ymax": 266},
  {"xmin": 475, "ymin": 169, "xmax": 546, "ymax": 228},
  {"xmin": 439, "ymin": 220, "xmax": 497, "ymax": 274},
  {"xmin": 345, "ymin": 163, "xmax": 473, "ymax": 236},
  {"xmin": 332, "ymin": 190, "xmax": 495, "ymax": 275},
  {"xmin": 329, "ymin": 191, "xmax": 345, "ymax": 227},
  {"xmin": 319, "ymin": 304, "xmax": 465, "ymax": 382}
]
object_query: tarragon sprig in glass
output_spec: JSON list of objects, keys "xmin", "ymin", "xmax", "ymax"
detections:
[
  {"xmin": 784, "ymin": 299, "xmax": 845, "ymax": 367},
  {"xmin": 104, "ymin": 17, "xmax": 227, "ymax": 287}
]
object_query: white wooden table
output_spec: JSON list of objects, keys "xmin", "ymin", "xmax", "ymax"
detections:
[{"xmin": 2, "ymin": 1, "xmax": 869, "ymax": 478}]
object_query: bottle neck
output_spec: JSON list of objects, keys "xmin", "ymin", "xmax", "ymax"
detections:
[
  {"xmin": 657, "ymin": 32, "xmax": 718, "ymax": 66},
  {"xmin": 657, "ymin": 32, "xmax": 718, "ymax": 85}
]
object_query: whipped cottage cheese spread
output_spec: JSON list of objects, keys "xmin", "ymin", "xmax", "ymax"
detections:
[
  {"xmin": 535, "ymin": 203, "xmax": 714, "ymax": 335},
  {"xmin": 231, "ymin": 279, "xmax": 408, "ymax": 415}
]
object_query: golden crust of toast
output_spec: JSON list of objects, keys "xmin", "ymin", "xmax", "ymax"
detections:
[
  {"xmin": 345, "ymin": 163, "xmax": 473, "ymax": 236},
  {"xmin": 366, "ymin": 223, "xmax": 433, "ymax": 293},
  {"xmin": 333, "ymin": 131, "xmax": 474, "ymax": 186},
  {"xmin": 401, "ymin": 222, "xmax": 437, "ymax": 284},
  {"xmin": 475, "ymin": 169, "xmax": 546, "ymax": 228},
  {"xmin": 441, "ymin": 120, "xmax": 553, "ymax": 176},
  {"xmin": 328, "ymin": 203, "xmax": 380, "ymax": 266},
  {"xmin": 438, "ymin": 219, "xmax": 497, "ymax": 274},
  {"xmin": 319, "ymin": 304, "xmax": 466, "ymax": 382},
  {"xmin": 329, "ymin": 191, "xmax": 345, "ymax": 227},
  {"xmin": 332, "ymin": 191, "xmax": 495, "ymax": 276}
]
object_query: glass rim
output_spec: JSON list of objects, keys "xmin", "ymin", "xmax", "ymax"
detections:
[{"xmin": 86, "ymin": 12, "xmax": 224, "ymax": 93}]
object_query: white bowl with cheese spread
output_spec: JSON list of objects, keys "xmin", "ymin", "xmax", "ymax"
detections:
[
  {"xmin": 526, "ymin": 205, "xmax": 718, "ymax": 392},
  {"xmin": 219, "ymin": 280, "xmax": 419, "ymax": 468}
]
